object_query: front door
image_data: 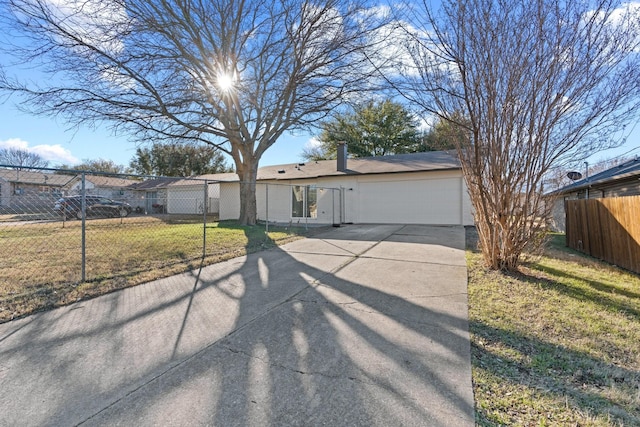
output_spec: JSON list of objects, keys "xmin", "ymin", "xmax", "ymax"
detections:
[{"xmin": 145, "ymin": 191, "xmax": 158, "ymax": 213}]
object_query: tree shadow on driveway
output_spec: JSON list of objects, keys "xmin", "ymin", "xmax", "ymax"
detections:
[{"xmin": 0, "ymin": 224, "xmax": 474, "ymax": 426}]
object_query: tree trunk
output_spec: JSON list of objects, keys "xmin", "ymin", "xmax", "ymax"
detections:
[
  {"xmin": 237, "ymin": 160, "xmax": 258, "ymax": 225},
  {"xmin": 476, "ymin": 221, "xmax": 523, "ymax": 271}
]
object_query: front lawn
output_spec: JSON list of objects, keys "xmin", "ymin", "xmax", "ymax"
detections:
[
  {"xmin": 468, "ymin": 232, "xmax": 640, "ymax": 425},
  {"xmin": 0, "ymin": 218, "xmax": 314, "ymax": 323}
]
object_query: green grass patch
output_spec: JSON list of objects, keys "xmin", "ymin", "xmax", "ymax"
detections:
[
  {"xmin": 0, "ymin": 217, "xmax": 318, "ymax": 323},
  {"xmin": 468, "ymin": 231, "xmax": 640, "ymax": 426}
]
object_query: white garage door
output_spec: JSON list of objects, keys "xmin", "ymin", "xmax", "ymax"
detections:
[
  {"xmin": 167, "ymin": 188, "xmax": 204, "ymax": 214},
  {"xmin": 358, "ymin": 177, "xmax": 462, "ymax": 225}
]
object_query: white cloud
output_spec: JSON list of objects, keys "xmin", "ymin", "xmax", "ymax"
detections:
[
  {"xmin": 303, "ymin": 137, "xmax": 322, "ymax": 149},
  {"xmin": 354, "ymin": 7, "xmax": 440, "ymax": 80},
  {"xmin": 0, "ymin": 138, "xmax": 79, "ymax": 165},
  {"xmin": 0, "ymin": 138, "xmax": 29, "ymax": 151},
  {"xmin": 40, "ymin": 0, "xmax": 134, "ymax": 88},
  {"xmin": 46, "ymin": 0, "xmax": 129, "ymax": 56},
  {"xmin": 584, "ymin": 2, "xmax": 640, "ymax": 50}
]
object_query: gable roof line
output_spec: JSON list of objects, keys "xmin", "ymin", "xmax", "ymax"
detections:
[
  {"xmin": 0, "ymin": 169, "xmax": 79, "ymax": 187},
  {"xmin": 551, "ymin": 157, "xmax": 640, "ymax": 195},
  {"xmin": 200, "ymin": 151, "xmax": 461, "ymax": 183}
]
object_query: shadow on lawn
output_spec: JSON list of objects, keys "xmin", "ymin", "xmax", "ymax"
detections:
[
  {"xmin": 470, "ymin": 320, "xmax": 640, "ymax": 426},
  {"xmin": 467, "ymin": 229, "xmax": 640, "ymax": 425},
  {"xmin": 532, "ymin": 264, "xmax": 640, "ymax": 312}
]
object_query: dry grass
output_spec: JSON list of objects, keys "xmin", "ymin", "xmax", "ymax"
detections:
[
  {"xmin": 0, "ymin": 217, "xmax": 316, "ymax": 323},
  {"xmin": 467, "ymin": 230, "xmax": 640, "ymax": 426}
]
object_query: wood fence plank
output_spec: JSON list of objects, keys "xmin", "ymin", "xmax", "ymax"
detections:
[{"xmin": 565, "ymin": 196, "xmax": 640, "ymax": 275}]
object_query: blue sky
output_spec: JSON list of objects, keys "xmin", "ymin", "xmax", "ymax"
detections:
[
  {"xmin": 1, "ymin": 95, "xmax": 638, "ymax": 172},
  {"xmin": 1, "ymin": 0, "xmax": 639, "ymax": 172},
  {"xmin": 0, "ymin": 100, "xmax": 315, "ymax": 169}
]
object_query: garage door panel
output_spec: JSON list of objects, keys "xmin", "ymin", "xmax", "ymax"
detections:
[
  {"xmin": 358, "ymin": 178, "xmax": 461, "ymax": 224},
  {"xmin": 168, "ymin": 189, "xmax": 203, "ymax": 214}
]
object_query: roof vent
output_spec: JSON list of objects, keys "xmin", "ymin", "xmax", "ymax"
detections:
[
  {"xmin": 277, "ymin": 169, "xmax": 286, "ymax": 174},
  {"xmin": 298, "ymin": 163, "xmax": 305, "ymax": 166}
]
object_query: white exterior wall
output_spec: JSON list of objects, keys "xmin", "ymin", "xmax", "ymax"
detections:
[
  {"xmin": 220, "ymin": 181, "xmax": 341, "ymax": 224},
  {"xmin": 168, "ymin": 183, "xmax": 221, "ymax": 214},
  {"xmin": 257, "ymin": 183, "xmax": 292, "ymax": 223},
  {"xmin": 461, "ymin": 178, "xmax": 474, "ymax": 226},
  {"xmin": 167, "ymin": 188, "xmax": 202, "ymax": 214},
  {"xmin": 68, "ymin": 181, "xmax": 134, "ymax": 200},
  {"xmin": 321, "ymin": 176, "xmax": 359, "ymax": 223},
  {"xmin": 219, "ymin": 169, "xmax": 474, "ymax": 226},
  {"xmin": 220, "ymin": 182, "xmax": 241, "ymax": 220},
  {"xmin": 0, "ymin": 177, "xmax": 7, "ymax": 206},
  {"xmin": 69, "ymin": 180, "xmax": 95, "ymax": 192},
  {"xmin": 358, "ymin": 176, "xmax": 460, "ymax": 224},
  {"xmin": 256, "ymin": 182, "xmax": 341, "ymax": 225},
  {"xmin": 321, "ymin": 170, "xmax": 473, "ymax": 226}
]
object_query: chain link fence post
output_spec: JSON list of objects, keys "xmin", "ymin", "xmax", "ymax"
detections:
[
  {"xmin": 265, "ymin": 183, "xmax": 269, "ymax": 234},
  {"xmin": 203, "ymin": 180, "xmax": 208, "ymax": 258},
  {"xmin": 81, "ymin": 172, "xmax": 86, "ymax": 282}
]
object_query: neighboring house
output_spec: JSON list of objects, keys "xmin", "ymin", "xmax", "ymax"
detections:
[
  {"xmin": 164, "ymin": 175, "xmax": 228, "ymax": 215},
  {"xmin": 67, "ymin": 174, "xmax": 141, "ymax": 201},
  {"xmin": 216, "ymin": 148, "xmax": 474, "ymax": 226},
  {"xmin": 126, "ymin": 176, "xmax": 229, "ymax": 215},
  {"xmin": 127, "ymin": 177, "xmax": 174, "ymax": 213},
  {"xmin": 0, "ymin": 169, "xmax": 75, "ymax": 210},
  {"xmin": 549, "ymin": 157, "xmax": 640, "ymax": 232}
]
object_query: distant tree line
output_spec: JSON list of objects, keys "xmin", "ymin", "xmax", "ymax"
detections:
[
  {"xmin": 128, "ymin": 143, "xmax": 232, "ymax": 176},
  {"xmin": 2, "ymin": 143, "xmax": 232, "ymax": 177},
  {"xmin": 0, "ymin": 147, "xmax": 49, "ymax": 170}
]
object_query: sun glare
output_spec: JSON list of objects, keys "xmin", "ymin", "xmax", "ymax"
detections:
[{"xmin": 216, "ymin": 71, "xmax": 236, "ymax": 93}]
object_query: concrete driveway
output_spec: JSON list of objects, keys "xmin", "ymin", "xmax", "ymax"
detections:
[{"xmin": 0, "ymin": 224, "xmax": 474, "ymax": 426}]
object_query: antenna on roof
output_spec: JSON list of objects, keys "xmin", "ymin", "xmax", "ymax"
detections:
[{"xmin": 567, "ymin": 171, "xmax": 582, "ymax": 180}]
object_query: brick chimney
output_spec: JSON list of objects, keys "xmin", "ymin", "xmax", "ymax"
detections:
[{"xmin": 337, "ymin": 142, "xmax": 347, "ymax": 172}]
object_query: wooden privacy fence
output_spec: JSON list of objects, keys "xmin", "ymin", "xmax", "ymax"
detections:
[{"xmin": 565, "ymin": 195, "xmax": 640, "ymax": 274}]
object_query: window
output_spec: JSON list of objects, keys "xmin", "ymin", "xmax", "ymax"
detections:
[{"xmin": 291, "ymin": 185, "xmax": 317, "ymax": 218}]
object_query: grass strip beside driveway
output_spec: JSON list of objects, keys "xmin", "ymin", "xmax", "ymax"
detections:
[{"xmin": 468, "ymin": 232, "xmax": 640, "ymax": 426}]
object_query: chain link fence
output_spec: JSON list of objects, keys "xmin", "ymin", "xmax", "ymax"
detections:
[{"xmin": 0, "ymin": 165, "xmax": 342, "ymax": 321}]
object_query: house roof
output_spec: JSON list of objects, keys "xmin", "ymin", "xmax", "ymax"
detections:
[
  {"xmin": 0, "ymin": 169, "xmax": 77, "ymax": 187},
  {"xmin": 85, "ymin": 175, "xmax": 140, "ymax": 188},
  {"xmin": 164, "ymin": 173, "xmax": 240, "ymax": 187},
  {"xmin": 552, "ymin": 157, "xmax": 640, "ymax": 195},
  {"xmin": 203, "ymin": 151, "xmax": 460, "ymax": 183},
  {"xmin": 127, "ymin": 177, "xmax": 179, "ymax": 190},
  {"xmin": 0, "ymin": 151, "xmax": 460, "ymax": 189}
]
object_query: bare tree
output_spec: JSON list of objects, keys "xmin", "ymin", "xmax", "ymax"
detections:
[
  {"xmin": 0, "ymin": 147, "xmax": 49, "ymax": 170},
  {"xmin": 389, "ymin": 0, "xmax": 640, "ymax": 270},
  {"xmin": 0, "ymin": 0, "xmax": 380, "ymax": 224}
]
